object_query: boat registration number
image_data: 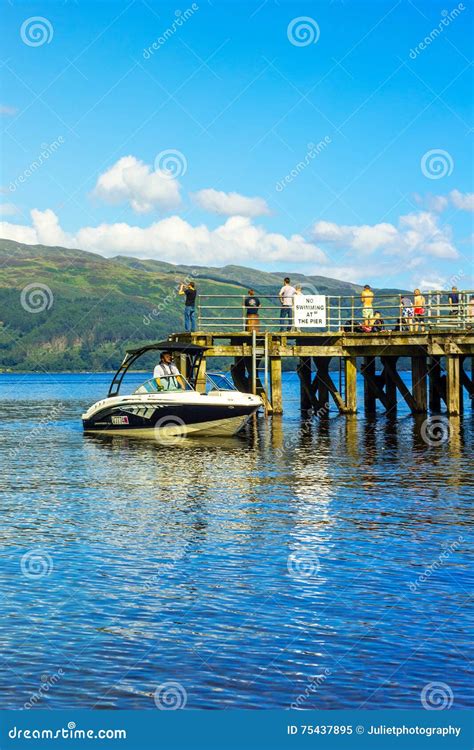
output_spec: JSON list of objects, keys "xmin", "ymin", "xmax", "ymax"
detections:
[{"xmin": 111, "ymin": 415, "xmax": 129, "ymax": 425}]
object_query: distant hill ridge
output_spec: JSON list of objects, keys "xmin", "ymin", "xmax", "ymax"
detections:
[{"xmin": 0, "ymin": 238, "xmax": 396, "ymax": 372}]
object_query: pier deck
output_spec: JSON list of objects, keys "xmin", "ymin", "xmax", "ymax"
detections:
[{"xmin": 170, "ymin": 330, "xmax": 474, "ymax": 416}]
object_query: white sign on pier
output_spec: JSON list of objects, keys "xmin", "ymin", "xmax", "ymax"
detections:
[{"xmin": 293, "ymin": 294, "xmax": 327, "ymax": 328}]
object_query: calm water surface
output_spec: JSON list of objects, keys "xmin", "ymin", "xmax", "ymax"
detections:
[{"xmin": 0, "ymin": 372, "xmax": 472, "ymax": 710}]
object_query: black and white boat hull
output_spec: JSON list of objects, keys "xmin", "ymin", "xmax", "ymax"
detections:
[{"xmin": 82, "ymin": 391, "xmax": 261, "ymax": 437}]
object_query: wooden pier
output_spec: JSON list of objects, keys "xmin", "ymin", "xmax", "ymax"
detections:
[{"xmin": 170, "ymin": 330, "xmax": 474, "ymax": 417}]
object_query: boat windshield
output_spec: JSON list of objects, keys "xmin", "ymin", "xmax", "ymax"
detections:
[
  {"xmin": 133, "ymin": 375, "xmax": 193, "ymax": 394},
  {"xmin": 206, "ymin": 373, "xmax": 237, "ymax": 392}
]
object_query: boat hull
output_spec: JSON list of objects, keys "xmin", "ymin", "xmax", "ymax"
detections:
[{"xmin": 82, "ymin": 393, "xmax": 261, "ymax": 437}]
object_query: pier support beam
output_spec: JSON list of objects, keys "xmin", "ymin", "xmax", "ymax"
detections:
[
  {"xmin": 344, "ymin": 357, "xmax": 357, "ymax": 414},
  {"xmin": 460, "ymin": 356, "xmax": 474, "ymax": 403},
  {"xmin": 362, "ymin": 357, "xmax": 377, "ymax": 414},
  {"xmin": 195, "ymin": 353, "xmax": 207, "ymax": 393},
  {"xmin": 428, "ymin": 357, "xmax": 442, "ymax": 412},
  {"xmin": 313, "ymin": 357, "xmax": 330, "ymax": 413},
  {"xmin": 231, "ymin": 357, "xmax": 249, "ymax": 392},
  {"xmin": 382, "ymin": 358, "xmax": 417, "ymax": 414},
  {"xmin": 297, "ymin": 357, "xmax": 313, "ymax": 411},
  {"xmin": 313, "ymin": 356, "xmax": 347, "ymax": 414},
  {"xmin": 177, "ymin": 353, "xmax": 188, "ymax": 379},
  {"xmin": 381, "ymin": 356, "xmax": 397, "ymax": 413},
  {"xmin": 411, "ymin": 356, "xmax": 428, "ymax": 413},
  {"xmin": 446, "ymin": 355, "xmax": 461, "ymax": 415},
  {"xmin": 270, "ymin": 356, "xmax": 283, "ymax": 414}
]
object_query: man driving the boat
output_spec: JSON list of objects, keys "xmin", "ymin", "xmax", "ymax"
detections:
[{"xmin": 153, "ymin": 351, "xmax": 186, "ymax": 391}]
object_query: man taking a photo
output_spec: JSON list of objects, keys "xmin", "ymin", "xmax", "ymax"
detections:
[{"xmin": 179, "ymin": 281, "xmax": 197, "ymax": 332}]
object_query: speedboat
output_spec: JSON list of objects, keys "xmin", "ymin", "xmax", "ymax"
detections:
[{"xmin": 82, "ymin": 341, "xmax": 262, "ymax": 437}]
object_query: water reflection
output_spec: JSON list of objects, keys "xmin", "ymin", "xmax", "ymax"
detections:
[{"xmin": 0, "ymin": 374, "xmax": 472, "ymax": 710}]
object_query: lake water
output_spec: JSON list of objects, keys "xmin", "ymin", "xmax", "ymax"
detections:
[{"xmin": 0, "ymin": 372, "xmax": 472, "ymax": 711}]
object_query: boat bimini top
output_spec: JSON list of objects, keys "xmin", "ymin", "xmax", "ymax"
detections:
[{"xmin": 107, "ymin": 340, "xmax": 208, "ymax": 398}]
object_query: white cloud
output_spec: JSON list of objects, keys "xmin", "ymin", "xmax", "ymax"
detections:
[
  {"xmin": 449, "ymin": 189, "xmax": 474, "ymax": 212},
  {"xmin": 398, "ymin": 212, "xmax": 457, "ymax": 258},
  {"xmin": 0, "ymin": 203, "xmax": 20, "ymax": 216},
  {"xmin": 311, "ymin": 211, "xmax": 458, "ymax": 259},
  {"xmin": 193, "ymin": 188, "xmax": 271, "ymax": 217},
  {"xmin": 0, "ymin": 210, "xmax": 327, "ymax": 266},
  {"xmin": 419, "ymin": 277, "xmax": 449, "ymax": 291},
  {"xmin": 30, "ymin": 208, "xmax": 71, "ymax": 247},
  {"xmin": 311, "ymin": 220, "xmax": 399, "ymax": 255},
  {"xmin": 421, "ymin": 190, "xmax": 473, "ymax": 213},
  {"xmin": 0, "ymin": 105, "xmax": 18, "ymax": 116},
  {"xmin": 426, "ymin": 195, "xmax": 449, "ymax": 212},
  {"xmin": 92, "ymin": 156, "xmax": 181, "ymax": 213}
]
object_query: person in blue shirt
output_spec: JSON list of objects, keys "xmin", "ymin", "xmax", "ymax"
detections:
[
  {"xmin": 448, "ymin": 286, "xmax": 460, "ymax": 317},
  {"xmin": 244, "ymin": 289, "xmax": 261, "ymax": 332}
]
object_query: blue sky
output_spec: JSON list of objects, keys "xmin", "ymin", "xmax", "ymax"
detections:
[{"xmin": 1, "ymin": 0, "xmax": 473, "ymax": 288}]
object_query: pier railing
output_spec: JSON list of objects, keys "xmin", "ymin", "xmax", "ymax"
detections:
[{"xmin": 196, "ymin": 290, "xmax": 474, "ymax": 333}]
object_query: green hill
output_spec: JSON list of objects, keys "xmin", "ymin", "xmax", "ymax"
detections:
[{"xmin": 0, "ymin": 238, "xmax": 382, "ymax": 372}]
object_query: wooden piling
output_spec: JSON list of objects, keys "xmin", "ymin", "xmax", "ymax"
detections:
[
  {"xmin": 231, "ymin": 357, "xmax": 249, "ymax": 392},
  {"xmin": 177, "ymin": 353, "xmax": 188, "ymax": 379},
  {"xmin": 344, "ymin": 357, "xmax": 358, "ymax": 414},
  {"xmin": 428, "ymin": 357, "xmax": 442, "ymax": 412},
  {"xmin": 411, "ymin": 356, "xmax": 427, "ymax": 413},
  {"xmin": 381, "ymin": 356, "xmax": 397, "ymax": 413},
  {"xmin": 270, "ymin": 356, "xmax": 283, "ymax": 414},
  {"xmin": 314, "ymin": 356, "xmax": 346, "ymax": 414},
  {"xmin": 297, "ymin": 357, "xmax": 312, "ymax": 411},
  {"xmin": 362, "ymin": 357, "xmax": 377, "ymax": 413},
  {"xmin": 460, "ymin": 356, "xmax": 474, "ymax": 400},
  {"xmin": 446, "ymin": 355, "xmax": 461, "ymax": 416},
  {"xmin": 195, "ymin": 353, "xmax": 207, "ymax": 393},
  {"xmin": 313, "ymin": 357, "xmax": 330, "ymax": 413}
]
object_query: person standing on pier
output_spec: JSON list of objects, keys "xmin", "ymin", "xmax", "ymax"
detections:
[
  {"xmin": 179, "ymin": 281, "xmax": 197, "ymax": 332},
  {"xmin": 279, "ymin": 277, "xmax": 296, "ymax": 330},
  {"xmin": 361, "ymin": 285, "xmax": 374, "ymax": 324},
  {"xmin": 400, "ymin": 294, "xmax": 414, "ymax": 332},
  {"xmin": 244, "ymin": 289, "xmax": 261, "ymax": 333},
  {"xmin": 448, "ymin": 286, "xmax": 460, "ymax": 317},
  {"xmin": 413, "ymin": 288, "xmax": 426, "ymax": 332}
]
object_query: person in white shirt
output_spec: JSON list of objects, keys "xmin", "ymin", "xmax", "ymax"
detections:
[
  {"xmin": 279, "ymin": 277, "xmax": 297, "ymax": 330},
  {"xmin": 153, "ymin": 351, "xmax": 185, "ymax": 390}
]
